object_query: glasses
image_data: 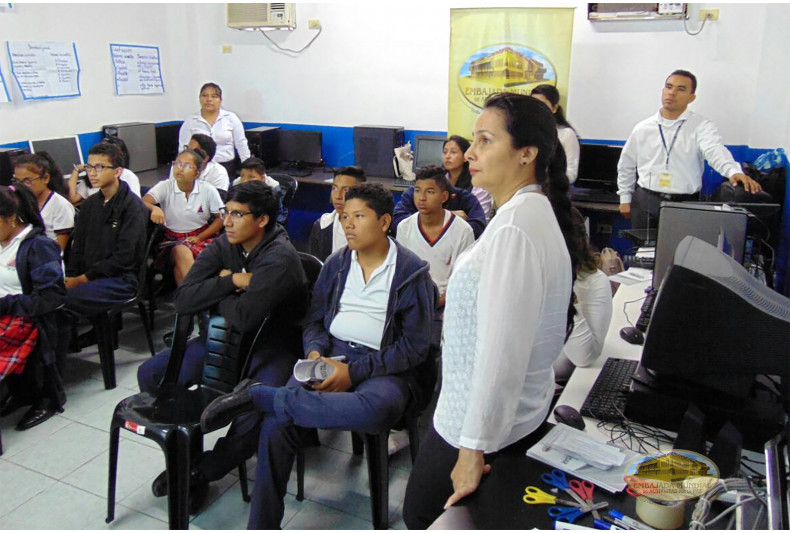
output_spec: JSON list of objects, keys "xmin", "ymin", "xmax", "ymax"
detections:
[
  {"xmin": 84, "ymin": 164, "xmax": 118, "ymax": 174},
  {"xmin": 219, "ymin": 207, "xmax": 253, "ymax": 220},
  {"xmin": 11, "ymin": 176, "xmax": 44, "ymax": 186},
  {"xmin": 172, "ymin": 161, "xmax": 197, "ymax": 172}
]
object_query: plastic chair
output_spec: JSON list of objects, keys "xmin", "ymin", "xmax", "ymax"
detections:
[{"xmin": 106, "ymin": 312, "xmax": 265, "ymax": 529}]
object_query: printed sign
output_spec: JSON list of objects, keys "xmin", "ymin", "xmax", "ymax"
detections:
[
  {"xmin": 110, "ymin": 43, "xmax": 165, "ymax": 96},
  {"xmin": 7, "ymin": 41, "xmax": 81, "ymax": 100}
]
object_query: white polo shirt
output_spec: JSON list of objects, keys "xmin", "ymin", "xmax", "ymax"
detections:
[
  {"xmin": 77, "ymin": 168, "xmax": 141, "ymax": 199},
  {"xmin": 0, "ymin": 224, "xmax": 33, "ymax": 297},
  {"xmin": 146, "ymin": 178, "xmax": 224, "ymax": 233},
  {"xmin": 329, "ymin": 239, "xmax": 398, "ymax": 351},
  {"xmin": 39, "ymin": 191, "xmax": 76, "ymax": 241}
]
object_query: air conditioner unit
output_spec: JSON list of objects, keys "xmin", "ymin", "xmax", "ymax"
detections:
[{"xmin": 227, "ymin": 3, "xmax": 296, "ymax": 30}]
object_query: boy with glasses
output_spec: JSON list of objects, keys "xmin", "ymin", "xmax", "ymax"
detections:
[
  {"xmin": 64, "ymin": 143, "xmax": 147, "ymax": 315},
  {"xmin": 137, "ymin": 180, "xmax": 308, "ymax": 513}
]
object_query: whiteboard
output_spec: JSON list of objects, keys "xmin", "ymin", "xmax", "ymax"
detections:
[
  {"xmin": 6, "ymin": 41, "xmax": 81, "ymax": 100},
  {"xmin": 110, "ymin": 43, "xmax": 165, "ymax": 96},
  {"xmin": 0, "ymin": 63, "xmax": 10, "ymax": 103}
]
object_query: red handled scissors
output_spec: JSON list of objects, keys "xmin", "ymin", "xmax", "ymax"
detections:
[{"xmin": 569, "ymin": 479, "xmax": 600, "ymax": 520}]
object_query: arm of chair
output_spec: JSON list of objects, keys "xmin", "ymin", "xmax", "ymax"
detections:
[{"xmin": 159, "ymin": 313, "xmax": 196, "ymax": 386}]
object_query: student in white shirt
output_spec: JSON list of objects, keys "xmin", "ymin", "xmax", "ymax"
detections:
[
  {"xmin": 144, "ymin": 148, "xmax": 224, "ymax": 284},
  {"xmin": 184, "ymin": 133, "xmax": 230, "ymax": 198},
  {"xmin": 12, "ymin": 153, "xmax": 75, "ymax": 251},
  {"xmin": 179, "ymin": 82, "xmax": 251, "ymax": 178},
  {"xmin": 396, "ymin": 165, "xmax": 474, "ymax": 307},
  {"xmin": 403, "ymin": 93, "xmax": 583, "ymax": 529},
  {"xmin": 531, "ymin": 84, "xmax": 580, "ymax": 184},
  {"xmin": 68, "ymin": 138, "xmax": 141, "ymax": 204},
  {"xmin": 309, "ymin": 166, "xmax": 367, "ymax": 261},
  {"xmin": 617, "ymin": 69, "xmax": 762, "ymax": 229},
  {"xmin": 553, "ymin": 209, "xmax": 613, "ymax": 382}
]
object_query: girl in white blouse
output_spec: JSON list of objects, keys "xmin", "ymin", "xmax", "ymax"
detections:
[
  {"xmin": 531, "ymin": 84, "xmax": 581, "ymax": 184},
  {"xmin": 403, "ymin": 93, "xmax": 584, "ymax": 529}
]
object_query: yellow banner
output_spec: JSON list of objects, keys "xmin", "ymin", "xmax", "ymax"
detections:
[{"xmin": 449, "ymin": 8, "xmax": 575, "ymax": 138}]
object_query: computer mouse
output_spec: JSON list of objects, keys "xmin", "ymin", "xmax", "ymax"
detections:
[
  {"xmin": 620, "ymin": 326, "xmax": 645, "ymax": 345},
  {"xmin": 553, "ymin": 404, "xmax": 586, "ymax": 431}
]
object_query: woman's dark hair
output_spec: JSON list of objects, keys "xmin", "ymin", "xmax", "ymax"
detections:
[
  {"xmin": 200, "ymin": 82, "xmax": 222, "ymax": 99},
  {"xmin": 344, "ymin": 183, "xmax": 394, "ymax": 220},
  {"xmin": 178, "ymin": 148, "xmax": 208, "ymax": 173},
  {"xmin": 13, "ymin": 152, "xmax": 69, "ymax": 198},
  {"xmin": 89, "ymin": 142, "xmax": 125, "ymax": 169},
  {"xmin": 483, "ymin": 92, "xmax": 581, "ymax": 335},
  {"xmin": 530, "ymin": 84, "xmax": 575, "ymax": 131},
  {"xmin": 190, "ymin": 133, "xmax": 217, "ymax": 161},
  {"xmin": 334, "ymin": 165, "xmax": 367, "ymax": 182},
  {"xmin": 228, "ymin": 180, "xmax": 279, "ymax": 231},
  {"xmin": 0, "ymin": 185, "xmax": 45, "ymax": 230},
  {"xmin": 240, "ymin": 156, "xmax": 267, "ymax": 176},
  {"xmin": 571, "ymin": 207, "xmax": 601, "ymax": 273},
  {"xmin": 443, "ymin": 135, "xmax": 472, "ymax": 190},
  {"xmin": 102, "ymin": 136, "xmax": 131, "ymax": 168},
  {"xmin": 415, "ymin": 164, "xmax": 451, "ymax": 194}
]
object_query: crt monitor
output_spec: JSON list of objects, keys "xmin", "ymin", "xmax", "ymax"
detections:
[
  {"xmin": 29, "ymin": 136, "xmax": 84, "ymax": 177},
  {"xmin": 413, "ymin": 135, "xmax": 446, "ymax": 171},
  {"xmin": 276, "ymin": 129, "xmax": 323, "ymax": 165},
  {"xmin": 575, "ymin": 143, "xmax": 622, "ymax": 192},
  {"xmin": 642, "ymin": 235, "xmax": 790, "ymax": 399}
]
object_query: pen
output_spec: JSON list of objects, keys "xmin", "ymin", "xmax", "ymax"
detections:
[
  {"xmin": 594, "ymin": 519, "xmax": 623, "ymax": 530},
  {"xmin": 609, "ymin": 510, "xmax": 650, "ymax": 530}
]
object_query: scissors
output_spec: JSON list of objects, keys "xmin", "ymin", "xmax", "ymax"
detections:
[
  {"xmin": 570, "ymin": 479, "xmax": 600, "ymax": 520},
  {"xmin": 547, "ymin": 502, "xmax": 609, "ymax": 524},
  {"xmin": 523, "ymin": 486, "xmax": 582, "ymax": 507},
  {"xmin": 541, "ymin": 469, "xmax": 588, "ymax": 507}
]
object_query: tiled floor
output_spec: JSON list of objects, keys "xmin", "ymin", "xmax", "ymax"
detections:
[{"xmin": 0, "ymin": 300, "xmax": 415, "ymax": 530}]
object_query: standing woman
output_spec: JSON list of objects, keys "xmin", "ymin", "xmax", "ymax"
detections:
[
  {"xmin": 179, "ymin": 82, "xmax": 251, "ymax": 178},
  {"xmin": 0, "ymin": 185, "xmax": 67, "ymax": 430},
  {"xmin": 531, "ymin": 84, "xmax": 580, "ymax": 184},
  {"xmin": 403, "ymin": 93, "xmax": 581, "ymax": 528},
  {"xmin": 442, "ymin": 135, "xmax": 494, "ymax": 220},
  {"xmin": 12, "ymin": 153, "xmax": 75, "ymax": 251}
]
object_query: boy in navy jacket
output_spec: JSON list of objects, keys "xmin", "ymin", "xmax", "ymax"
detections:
[{"xmin": 201, "ymin": 183, "xmax": 437, "ymax": 529}]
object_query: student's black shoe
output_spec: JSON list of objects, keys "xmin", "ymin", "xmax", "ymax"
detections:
[
  {"xmin": 200, "ymin": 379, "xmax": 258, "ymax": 433},
  {"xmin": 151, "ymin": 468, "xmax": 209, "ymax": 500},
  {"xmin": 15, "ymin": 401, "xmax": 59, "ymax": 430}
]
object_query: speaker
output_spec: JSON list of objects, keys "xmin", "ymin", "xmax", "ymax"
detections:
[
  {"xmin": 245, "ymin": 126, "xmax": 279, "ymax": 169},
  {"xmin": 353, "ymin": 125, "xmax": 404, "ymax": 178},
  {"xmin": 103, "ymin": 122, "xmax": 157, "ymax": 172},
  {"xmin": 0, "ymin": 147, "xmax": 29, "ymax": 186}
]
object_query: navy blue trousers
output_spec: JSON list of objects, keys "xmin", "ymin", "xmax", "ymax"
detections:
[
  {"xmin": 137, "ymin": 338, "xmax": 295, "ymax": 481},
  {"xmin": 64, "ymin": 275, "xmax": 137, "ymax": 316},
  {"xmin": 246, "ymin": 338, "xmax": 410, "ymax": 529}
]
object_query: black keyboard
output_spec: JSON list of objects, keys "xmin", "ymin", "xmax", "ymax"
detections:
[
  {"xmin": 570, "ymin": 189, "xmax": 620, "ymax": 204},
  {"xmin": 392, "ymin": 178, "xmax": 414, "ymax": 190},
  {"xmin": 580, "ymin": 358, "xmax": 639, "ymax": 421},
  {"xmin": 635, "ymin": 289, "xmax": 656, "ymax": 332},
  {"xmin": 623, "ymin": 255, "xmax": 655, "ymax": 270}
]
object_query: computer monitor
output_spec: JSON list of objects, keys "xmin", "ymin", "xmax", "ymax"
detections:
[
  {"xmin": 413, "ymin": 135, "xmax": 446, "ymax": 171},
  {"xmin": 652, "ymin": 202, "xmax": 748, "ymax": 291},
  {"xmin": 29, "ymin": 136, "xmax": 84, "ymax": 177},
  {"xmin": 575, "ymin": 143, "xmax": 622, "ymax": 192},
  {"xmin": 276, "ymin": 129, "xmax": 323, "ymax": 166}
]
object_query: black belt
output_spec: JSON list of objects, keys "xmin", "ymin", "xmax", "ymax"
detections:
[{"xmin": 640, "ymin": 187, "xmax": 699, "ymax": 201}]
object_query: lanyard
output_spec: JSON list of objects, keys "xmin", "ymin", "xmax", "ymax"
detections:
[{"xmin": 658, "ymin": 120, "xmax": 684, "ymax": 168}]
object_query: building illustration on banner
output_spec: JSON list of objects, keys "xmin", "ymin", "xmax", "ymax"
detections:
[{"xmin": 458, "ymin": 44, "xmax": 556, "ymax": 109}]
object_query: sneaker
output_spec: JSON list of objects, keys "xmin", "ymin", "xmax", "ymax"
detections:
[{"xmin": 387, "ymin": 429, "xmax": 410, "ymax": 456}]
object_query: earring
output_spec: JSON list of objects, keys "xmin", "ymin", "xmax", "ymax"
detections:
[{"xmin": 521, "ymin": 161, "xmax": 527, "ymax": 166}]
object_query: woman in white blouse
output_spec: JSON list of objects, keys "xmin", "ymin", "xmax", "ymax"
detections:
[
  {"xmin": 179, "ymin": 82, "xmax": 251, "ymax": 178},
  {"xmin": 403, "ymin": 93, "xmax": 583, "ymax": 528},
  {"xmin": 531, "ymin": 84, "xmax": 581, "ymax": 184}
]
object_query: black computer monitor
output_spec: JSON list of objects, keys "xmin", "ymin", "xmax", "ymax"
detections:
[
  {"xmin": 575, "ymin": 143, "xmax": 622, "ymax": 192},
  {"xmin": 29, "ymin": 136, "xmax": 84, "ymax": 176},
  {"xmin": 276, "ymin": 129, "xmax": 323, "ymax": 166},
  {"xmin": 413, "ymin": 135, "xmax": 445, "ymax": 171}
]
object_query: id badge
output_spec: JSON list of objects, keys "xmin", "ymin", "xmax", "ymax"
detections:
[{"xmin": 658, "ymin": 171, "xmax": 673, "ymax": 188}]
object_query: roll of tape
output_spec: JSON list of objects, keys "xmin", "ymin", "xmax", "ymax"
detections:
[{"xmin": 635, "ymin": 496, "xmax": 685, "ymax": 529}]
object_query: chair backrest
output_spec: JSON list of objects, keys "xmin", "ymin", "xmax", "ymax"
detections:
[
  {"xmin": 202, "ymin": 314, "xmax": 269, "ymax": 394},
  {"xmin": 136, "ymin": 225, "xmax": 165, "ymax": 299},
  {"xmin": 268, "ymin": 173, "xmax": 298, "ymax": 209},
  {"xmin": 297, "ymin": 252, "xmax": 322, "ymax": 291}
]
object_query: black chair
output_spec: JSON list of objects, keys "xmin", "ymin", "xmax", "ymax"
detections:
[
  {"xmin": 88, "ymin": 228, "xmax": 159, "ymax": 389},
  {"xmin": 106, "ymin": 313, "xmax": 264, "ymax": 529},
  {"xmin": 268, "ymin": 173, "xmax": 298, "ymax": 225}
]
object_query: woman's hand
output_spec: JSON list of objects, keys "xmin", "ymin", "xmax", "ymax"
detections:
[{"xmin": 444, "ymin": 447, "xmax": 490, "ymax": 509}]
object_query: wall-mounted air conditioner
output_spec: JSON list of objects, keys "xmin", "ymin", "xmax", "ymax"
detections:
[
  {"xmin": 226, "ymin": 3, "xmax": 296, "ymax": 30},
  {"xmin": 588, "ymin": 3, "xmax": 687, "ymax": 21}
]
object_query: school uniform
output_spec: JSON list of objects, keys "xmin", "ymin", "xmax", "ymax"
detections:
[
  {"xmin": 308, "ymin": 211, "xmax": 346, "ymax": 262},
  {"xmin": 393, "ymin": 184, "xmax": 487, "ymax": 239},
  {"xmin": 38, "ymin": 191, "xmax": 75, "ymax": 242}
]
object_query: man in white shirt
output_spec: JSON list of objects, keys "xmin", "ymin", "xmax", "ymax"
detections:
[{"xmin": 617, "ymin": 70, "xmax": 762, "ymax": 229}]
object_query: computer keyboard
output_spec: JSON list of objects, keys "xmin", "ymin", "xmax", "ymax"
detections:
[
  {"xmin": 580, "ymin": 358, "xmax": 639, "ymax": 422},
  {"xmin": 392, "ymin": 178, "xmax": 415, "ymax": 190},
  {"xmin": 623, "ymin": 255, "xmax": 655, "ymax": 270},
  {"xmin": 635, "ymin": 289, "xmax": 656, "ymax": 332},
  {"xmin": 570, "ymin": 189, "xmax": 620, "ymax": 204}
]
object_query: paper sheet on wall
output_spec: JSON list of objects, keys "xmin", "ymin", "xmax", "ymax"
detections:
[
  {"xmin": 110, "ymin": 44, "xmax": 164, "ymax": 95},
  {"xmin": 6, "ymin": 41, "xmax": 81, "ymax": 100},
  {"xmin": 0, "ymin": 63, "xmax": 10, "ymax": 103}
]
